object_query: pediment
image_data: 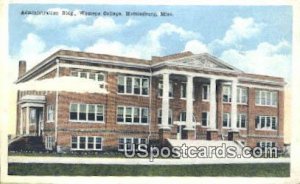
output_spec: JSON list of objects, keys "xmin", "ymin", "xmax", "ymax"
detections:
[{"xmin": 168, "ymin": 54, "xmax": 242, "ymax": 72}]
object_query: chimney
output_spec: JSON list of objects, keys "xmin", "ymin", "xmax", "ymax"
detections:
[{"xmin": 18, "ymin": 60, "xmax": 26, "ymax": 79}]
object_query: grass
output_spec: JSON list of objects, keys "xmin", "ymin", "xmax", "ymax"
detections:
[{"xmin": 8, "ymin": 163, "xmax": 290, "ymax": 177}]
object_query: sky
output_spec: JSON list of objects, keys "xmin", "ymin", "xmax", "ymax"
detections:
[{"xmin": 8, "ymin": 4, "xmax": 292, "ymax": 82}]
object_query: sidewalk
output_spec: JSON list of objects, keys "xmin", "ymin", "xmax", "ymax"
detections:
[{"xmin": 8, "ymin": 156, "xmax": 290, "ymax": 165}]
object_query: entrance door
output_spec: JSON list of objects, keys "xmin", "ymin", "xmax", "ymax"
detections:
[{"xmin": 30, "ymin": 107, "xmax": 43, "ymax": 136}]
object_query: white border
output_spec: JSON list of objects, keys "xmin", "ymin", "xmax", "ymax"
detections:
[{"xmin": 1, "ymin": 1, "xmax": 299, "ymax": 184}]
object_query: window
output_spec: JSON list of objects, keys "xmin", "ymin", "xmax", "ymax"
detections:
[
  {"xmin": 223, "ymin": 113, "xmax": 231, "ymax": 128},
  {"xmin": 118, "ymin": 76, "xmax": 125, "ymax": 93},
  {"xmin": 157, "ymin": 109, "xmax": 173, "ymax": 125},
  {"xmin": 255, "ymin": 116, "xmax": 277, "ymax": 130},
  {"xmin": 126, "ymin": 77, "xmax": 133, "ymax": 93},
  {"xmin": 117, "ymin": 107, "xmax": 124, "ymax": 122},
  {"xmin": 237, "ymin": 113, "xmax": 247, "ymax": 129},
  {"xmin": 158, "ymin": 81, "xmax": 173, "ymax": 97},
  {"xmin": 45, "ymin": 136, "xmax": 53, "ymax": 150},
  {"xmin": 134, "ymin": 78, "xmax": 141, "ymax": 95},
  {"xmin": 118, "ymin": 137, "xmax": 147, "ymax": 151},
  {"xmin": 255, "ymin": 90, "xmax": 278, "ymax": 106},
  {"xmin": 237, "ymin": 87, "xmax": 248, "ymax": 104},
  {"xmin": 47, "ymin": 105, "xmax": 54, "ymax": 122},
  {"xmin": 69, "ymin": 103, "xmax": 104, "ymax": 122},
  {"xmin": 202, "ymin": 85, "xmax": 210, "ymax": 101},
  {"xmin": 118, "ymin": 75, "xmax": 149, "ymax": 96},
  {"xmin": 71, "ymin": 71, "xmax": 105, "ymax": 82},
  {"xmin": 223, "ymin": 86, "xmax": 232, "ymax": 103},
  {"xmin": 201, "ymin": 112, "xmax": 209, "ymax": 127},
  {"xmin": 257, "ymin": 141, "xmax": 276, "ymax": 149},
  {"xmin": 79, "ymin": 104, "xmax": 87, "ymax": 120},
  {"xmin": 141, "ymin": 108, "xmax": 148, "ymax": 123},
  {"xmin": 142, "ymin": 78, "xmax": 149, "ymax": 95},
  {"xmin": 71, "ymin": 136, "xmax": 102, "ymax": 151},
  {"xmin": 117, "ymin": 106, "xmax": 149, "ymax": 124}
]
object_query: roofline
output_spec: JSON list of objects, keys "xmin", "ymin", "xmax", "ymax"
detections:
[{"xmin": 16, "ymin": 49, "xmax": 285, "ymax": 85}]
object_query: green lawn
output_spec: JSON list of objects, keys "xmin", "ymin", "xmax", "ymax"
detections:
[{"xmin": 8, "ymin": 163, "xmax": 290, "ymax": 177}]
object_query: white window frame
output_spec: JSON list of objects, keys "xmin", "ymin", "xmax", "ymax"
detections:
[
  {"xmin": 157, "ymin": 108, "xmax": 173, "ymax": 125},
  {"xmin": 45, "ymin": 136, "xmax": 53, "ymax": 150},
  {"xmin": 117, "ymin": 106, "xmax": 149, "ymax": 125},
  {"xmin": 118, "ymin": 137, "xmax": 147, "ymax": 151},
  {"xmin": 69, "ymin": 103, "xmax": 105, "ymax": 123},
  {"xmin": 47, "ymin": 105, "xmax": 54, "ymax": 123},
  {"xmin": 255, "ymin": 90, "xmax": 278, "ymax": 107},
  {"xmin": 237, "ymin": 113, "xmax": 247, "ymax": 129},
  {"xmin": 202, "ymin": 84, "xmax": 210, "ymax": 101},
  {"xmin": 222, "ymin": 85, "xmax": 232, "ymax": 103},
  {"xmin": 201, "ymin": 111, "xmax": 210, "ymax": 127},
  {"xmin": 71, "ymin": 71, "xmax": 106, "ymax": 82},
  {"xmin": 222, "ymin": 113, "xmax": 231, "ymax": 128},
  {"xmin": 71, "ymin": 136, "xmax": 103, "ymax": 151},
  {"xmin": 255, "ymin": 115, "xmax": 277, "ymax": 131},
  {"xmin": 117, "ymin": 75, "xmax": 149, "ymax": 96},
  {"xmin": 237, "ymin": 87, "xmax": 248, "ymax": 104}
]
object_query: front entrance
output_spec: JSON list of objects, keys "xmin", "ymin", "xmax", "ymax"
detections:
[{"xmin": 29, "ymin": 107, "xmax": 44, "ymax": 136}]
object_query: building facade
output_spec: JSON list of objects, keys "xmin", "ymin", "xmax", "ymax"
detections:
[{"xmin": 15, "ymin": 50, "xmax": 285, "ymax": 152}]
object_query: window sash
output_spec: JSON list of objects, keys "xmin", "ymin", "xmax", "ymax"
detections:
[
  {"xmin": 255, "ymin": 116, "xmax": 277, "ymax": 130},
  {"xmin": 47, "ymin": 105, "xmax": 54, "ymax": 122},
  {"xmin": 202, "ymin": 85, "xmax": 210, "ymax": 101},
  {"xmin": 118, "ymin": 75, "xmax": 149, "ymax": 96},
  {"xmin": 237, "ymin": 114, "xmax": 247, "ymax": 129},
  {"xmin": 118, "ymin": 137, "xmax": 147, "ymax": 151},
  {"xmin": 69, "ymin": 103, "xmax": 104, "ymax": 122},
  {"xmin": 71, "ymin": 136, "xmax": 102, "ymax": 151},
  {"xmin": 201, "ymin": 112, "xmax": 209, "ymax": 127},
  {"xmin": 222, "ymin": 86, "xmax": 232, "ymax": 103},
  {"xmin": 223, "ymin": 113, "xmax": 231, "ymax": 128},
  {"xmin": 118, "ymin": 106, "xmax": 149, "ymax": 124},
  {"xmin": 237, "ymin": 87, "xmax": 248, "ymax": 104},
  {"xmin": 256, "ymin": 90, "xmax": 278, "ymax": 106}
]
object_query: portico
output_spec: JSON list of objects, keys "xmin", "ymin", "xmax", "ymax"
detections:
[
  {"xmin": 19, "ymin": 95, "xmax": 45, "ymax": 136},
  {"xmin": 154, "ymin": 67, "xmax": 240, "ymax": 142}
]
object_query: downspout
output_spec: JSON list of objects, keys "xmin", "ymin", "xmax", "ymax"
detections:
[
  {"xmin": 147, "ymin": 67, "xmax": 153, "ymax": 143},
  {"xmin": 55, "ymin": 59, "xmax": 60, "ymax": 148}
]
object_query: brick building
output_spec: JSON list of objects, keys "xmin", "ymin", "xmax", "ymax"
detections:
[{"xmin": 15, "ymin": 50, "xmax": 285, "ymax": 152}]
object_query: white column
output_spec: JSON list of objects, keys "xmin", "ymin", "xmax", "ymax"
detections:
[
  {"xmin": 209, "ymin": 78, "xmax": 217, "ymax": 130},
  {"xmin": 231, "ymin": 79, "xmax": 238, "ymax": 130},
  {"xmin": 185, "ymin": 75, "xmax": 194, "ymax": 130},
  {"xmin": 26, "ymin": 107, "xmax": 30, "ymax": 135},
  {"xmin": 161, "ymin": 73, "xmax": 170, "ymax": 129}
]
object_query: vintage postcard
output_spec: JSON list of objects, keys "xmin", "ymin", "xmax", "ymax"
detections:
[{"xmin": 0, "ymin": 0, "xmax": 299, "ymax": 183}]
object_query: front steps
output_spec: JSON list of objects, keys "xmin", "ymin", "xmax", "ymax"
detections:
[{"xmin": 8, "ymin": 136, "xmax": 46, "ymax": 152}]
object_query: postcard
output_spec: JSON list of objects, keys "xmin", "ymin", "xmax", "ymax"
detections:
[{"xmin": 0, "ymin": 1, "xmax": 299, "ymax": 183}]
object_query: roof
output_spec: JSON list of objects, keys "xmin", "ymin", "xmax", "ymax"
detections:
[{"xmin": 16, "ymin": 49, "xmax": 285, "ymax": 85}]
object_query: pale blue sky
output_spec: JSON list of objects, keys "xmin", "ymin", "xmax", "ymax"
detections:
[{"xmin": 9, "ymin": 4, "xmax": 292, "ymax": 81}]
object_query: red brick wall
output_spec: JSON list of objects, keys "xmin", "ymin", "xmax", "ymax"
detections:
[{"xmin": 16, "ymin": 65, "xmax": 285, "ymax": 151}]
